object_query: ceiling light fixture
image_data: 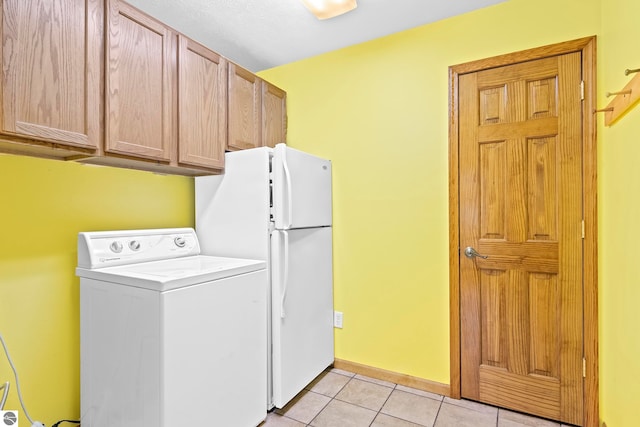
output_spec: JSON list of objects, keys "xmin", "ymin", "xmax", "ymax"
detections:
[{"xmin": 301, "ymin": 0, "xmax": 358, "ymax": 20}]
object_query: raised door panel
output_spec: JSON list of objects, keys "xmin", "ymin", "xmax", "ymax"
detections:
[
  {"xmin": 106, "ymin": 0, "xmax": 174, "ymax": 161},
  {"xmin": 227, "ymin": 63, "xmax": 261, "ymax": 151},
  {"xmin": 262, "ymin": 81, "xmax": 286, "ymax": 148},
  {"xmin": 178, "ymin": 35, "xmax": 226, "ymax": 170},
  {"xmin": 1, "ymin": 0, "xmax": 102, "ymax": 148}
]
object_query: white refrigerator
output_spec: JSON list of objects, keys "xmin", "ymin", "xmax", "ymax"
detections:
[{"xmin": 195, "ymin": 143, "xmax": 334, "ymax": 410}]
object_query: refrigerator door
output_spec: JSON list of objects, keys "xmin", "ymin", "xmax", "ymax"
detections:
[
  {"xmin": 272, "ymin": 144, "xmax": 332, "ymax": 230},
  {"xmin": 270, "ymin": 226, "xmax": 334, "ymax": 408}
]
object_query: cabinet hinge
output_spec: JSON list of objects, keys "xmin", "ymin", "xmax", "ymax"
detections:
[
  {"xmin": 583, "ymin": 358, "xmax": 586, "ymax": 378},
  {"xmin": 580, "ymin": 81, "xmax": 585, "ymax": 100},
  {"xmin": 582, "ymin": 220, "xmax": 585, "ymax": 239}
]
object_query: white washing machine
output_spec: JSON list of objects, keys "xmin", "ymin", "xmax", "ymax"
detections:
[{"xmin": 75, "ymin": 228, "xmax": 267, "ymax": 427}]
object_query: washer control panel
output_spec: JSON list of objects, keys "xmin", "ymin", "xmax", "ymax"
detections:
[{"xmin": 77, "ymin": 228, "xmax": 200, "ymax": 269}]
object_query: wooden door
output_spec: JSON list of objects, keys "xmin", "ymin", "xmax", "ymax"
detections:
[
  {"xmin": 177, "ymin": 35, "xmax": 226, "ymax": 170},
  {"xmin": 1, "ymin": 0, "xmax": 102, "ymax": 148},
  {"xmin": 228, "ymin": 62, "xmax": 261, "ymax": 151},
  {"xmin": 105, "ymin": 0, "xmax": 174, "ymax": 161},
  {"xmin": 262, "ymin": 81, "xmax": 287, "ymax": 148},
  {"xmin": 458, "ymin": 53, "xmax": 584, "ymax": 425}
]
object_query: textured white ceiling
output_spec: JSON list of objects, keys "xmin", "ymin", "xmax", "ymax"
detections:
[{"xmin": 127, "ymin": 0, "xmax": 507, "ymax": 72}]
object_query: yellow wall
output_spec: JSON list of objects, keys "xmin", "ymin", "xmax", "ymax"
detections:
[
  {"xmin": 260, "ymin": 0, "xmax": 640, "ymax": 424},
  {"xmin": 599, "ymin": 0, "xmax": 640, "ymax": 424},
  {"xmin": 261, "ymin": 0, "xmax": 600, "ymax": 383},
  {"xmin": 0, "ymin": 154, "xmax": 193, "ymax": 425}
]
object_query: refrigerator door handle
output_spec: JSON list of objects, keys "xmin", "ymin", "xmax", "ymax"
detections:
[
  {"xmin": 280, "ymin": 230, "xmax": 289, "ymax": 318},
  {"xmin": 282, "ymin": 149, "xmax": 293, "ymax": 229}
]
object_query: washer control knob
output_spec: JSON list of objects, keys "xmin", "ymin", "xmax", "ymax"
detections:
[
  {"xmin": 128, "ymin": 240, "xmax": 141, "ymax": 251},
  {"xmin": 109, "ymin": 241, "xmax": 123, "ymax": 253},
  {"xmin": 174, "ymin": 236, "xmax": 186, "ymax": 248}
]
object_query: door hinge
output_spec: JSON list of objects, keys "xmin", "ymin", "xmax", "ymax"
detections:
[
  {"xmin": 581, "ymin": 220, "xmax": 585, "ymax": 239},
  {"xmin": 580, "ymin": 81, "xmax": 585, "ymax": 100},
  {"xmin": 583, "ymin": 358, "xmax": 586, "ymax": 378}
]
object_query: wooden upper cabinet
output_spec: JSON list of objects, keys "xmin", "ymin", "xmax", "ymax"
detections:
[
  {"xmin": 105, "ymin": 0, "xmax": 174, "ymax": 161},
  {"xmin": 1, "ymin": 0, "xmax": 102, "ymax": 150},
  {"xmin": 0, "ymin": 0, "xmax": 284, "ymax": 173},
  {"xmin": 228, "ymin": 63, "xmax": 287, "ymax": 151},
  {"xmin": 262, "ymin": 81, "xmax": 287, "ymax": 148},
  {"xmin": 177, "ymin": 35, "xmax": 227, "ymax": 170},
  {"xmin": 228, "ymin": 62, "xmax": 261, "ymax": 151}
]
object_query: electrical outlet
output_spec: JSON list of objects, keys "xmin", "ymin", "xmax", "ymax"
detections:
[{"xmin": 334, "ymin": 311, "xmax": 343, "ymax": 329}]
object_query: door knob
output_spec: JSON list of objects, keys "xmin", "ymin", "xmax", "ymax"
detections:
[{"xmin": 464, "ymin": 246, "xmax": 488, "ymax": 259}]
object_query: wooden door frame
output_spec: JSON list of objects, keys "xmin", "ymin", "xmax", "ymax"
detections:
[{"xmin": 448, "ymin": 36, "xmax": 598, "ymax": 427}]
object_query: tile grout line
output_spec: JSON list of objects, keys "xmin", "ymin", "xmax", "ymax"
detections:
[
  {"xmin": 306, "ymin": 372, "xmax": 355, "ymax": 427},
  {"xmin": 336, "ymin": 373, "xmax": 440, "ymax": 427},
  {"xmin": 345, "ymin": 372, "xmax": 444, "ymax": 427},
  {"xmin": 305, "ymin": 387, "xmax": 333, "ymax": 427},
  {"xmin": 432, "ymin": 397, "xmax": 444, "ymax": 427},
  {"xmin": 365, "ymin": 381, "xmax": 397, "ymax": 427}
]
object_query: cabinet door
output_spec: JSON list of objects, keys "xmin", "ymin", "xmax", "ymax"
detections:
[
  {"xmin": 228, "ymin": 63, "xmax": 261, "ymax": 151},
  {"xmin": 262, "ymin": 82, "xmax": 287, "ymax": 148},
  {"xmin": 178, "ymin": 35, "xmax": 226, "ymax": 170},
  {"xmin": 1, "ymin": 0, "xmax": 102, "ymax": 148},
  {"xmin": 106, "ymin": 0, "xmax": 174, "ymax": 161}
]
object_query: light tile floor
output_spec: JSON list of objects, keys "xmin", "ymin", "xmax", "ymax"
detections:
[{"xmin": 260, "ymin": 368, "xmax": 577, "ymax": 427}]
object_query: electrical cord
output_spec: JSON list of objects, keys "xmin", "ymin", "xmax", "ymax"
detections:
[
  {"xmin": 51, "ymin": 420, "xmax": 80, "ymax": 427},
  {"xmin": 0, "ymin": 331, "xmax": 36, "ymax": 425},
  {"xmin": 0, "ymin": 381, "xmax": 9, "ymax": 409},
  {"xmin": 1, "ymin": 331, "xmax": 80, "ymax": 427},
  {"xmin": 0, "ymin": 381, "xmax": 9, "ymax": 411}
]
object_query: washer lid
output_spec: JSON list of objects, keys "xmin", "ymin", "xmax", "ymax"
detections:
[{"xmin": 76, "ymin": 255, "xmax": 266, "ymax": 291}]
